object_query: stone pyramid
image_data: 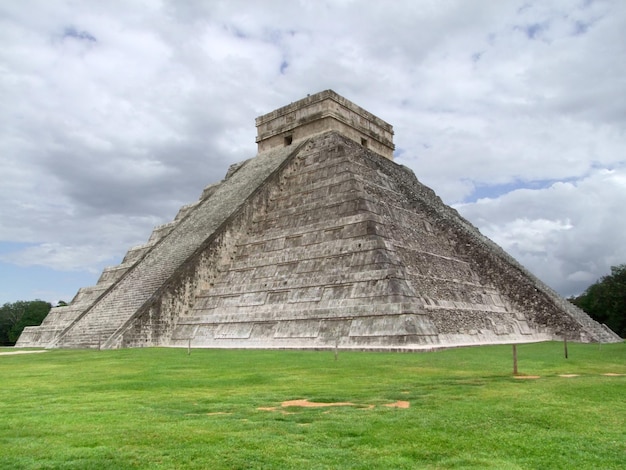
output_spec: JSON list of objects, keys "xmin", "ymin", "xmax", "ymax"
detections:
[{"xmin": 18, "ymin": 90, "xmax": 621, "ymax": 350}]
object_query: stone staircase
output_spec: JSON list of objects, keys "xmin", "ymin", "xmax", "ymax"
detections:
[
  {"xmin": 18, "ymin": 142, "xmax": 305, "ymax": 348},
  {"xmin": 17, "ymin": 195, "xmax": 214, "ymax": 348}
]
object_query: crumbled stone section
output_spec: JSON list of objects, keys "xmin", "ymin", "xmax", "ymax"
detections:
[{"xmin": 18, "ymin": 90, "xmax": 620, "ymax": 349}]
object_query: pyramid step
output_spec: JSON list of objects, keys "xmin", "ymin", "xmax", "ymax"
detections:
[
  {"xmin": 251, "ymin": 198, "xmax": 379, "ymax": 233},
  {"xmin": 267, "ymin": 173, "xmax": 360, "ymax": 212},
  {"xmin": 187, "ymin": 301, "xmax": 426, "ymax": 324},
  {"xmin": 241, "ymin": 212, "xmax": 385, "ymax": 246},
  {"xmin": 225, "ymin": 159, "xmax": 251, "ymax": 179},
  {"xmin": 201, "ymin": 268, "xmax": 405, "ymax": 297},
  {"xmin": 281, "ymin": 157, "xmax": 353, "ymax": 187},
  {"xmin": 16, "ymin": 325, "xmax": 68, "ymax": 347},
  {"xmin": 35, "ymin": 306, "xmax": 84, "ymax": 330},
  {"xmin": 147, "ymin": 221, "xmax": 179, "ymax": 243},
  {"xmin": 225, "ymin": 239, "xmax": 390, "ymax": 271},
  {"xmin": 122, "ymin": 243, "xmax": 153, "ymax": 264},
  {"xmin": 200, "ymin": 182, "xmax": 221, "ymax": 200},
  {"xmin": 271, "ymin": 166, "xmax": 355, "ymax": 197},
  {"xmin": 174, "ymin": 200, "xmax": 202, "ymax": 221},
  {"xmin": 197, "ymin": 274, "xmax": 412, "ymax": 308},
  {"xmin": 234, "ymin": 235, "xmax": 388, "ymax": 261},
  {"xmin": 173, "ymin": 312, "xmax": 438, "ymax": 344},
  {"xmin": 252, "ymin": 190, "xmax": 361, "ymax": 223},
  {"xmin": 96, "ymin": 264, "xmax": 134, "ymax": 286},
  {"xmin": 70, "ymin": 286, "xmax": 108, "ymax": 306}
]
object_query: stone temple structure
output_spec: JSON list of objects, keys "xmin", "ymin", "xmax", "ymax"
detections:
[{"xmin": 18, "ymin": 90, "xmax": 621, "ymax": 350}]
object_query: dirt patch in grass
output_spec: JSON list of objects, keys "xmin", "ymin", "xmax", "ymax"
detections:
[
  {"xmin": 258, "ymin": 399, "xmax": 410, "ymax": 411},
  {"xmin": 384, "ymin": 400, "xmax": 410, "ymax": 408},
  {"xmin": 559, "ymin": 374, "xmax": 580, "ymax": 378},
  {"xmin": 0, "ymin": 350, "xmax": 47, "ymax": 356},
  {"xmin": 602, "ymin": 373, "xmax": 625, "ymax": 376},
  {"xmin": 282, "ymin": 399, "xmax": 355, "ymax": 408},
  {"xmin": 514, "ymin": 375, "xmax": 541, "ymax": 379}
]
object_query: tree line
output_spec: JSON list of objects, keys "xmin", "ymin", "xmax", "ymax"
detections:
[
  {"xmin": 0, "ymin": 300, "xmax": 52, "ymax": 346},
  {"xmin": 569, "ymin": 264, "xmax": 626, "ymax": 338}
]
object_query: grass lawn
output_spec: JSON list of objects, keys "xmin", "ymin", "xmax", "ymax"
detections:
[{"xmin": 0, "ymin": 342, "xmax": 624, "ymax": 469}]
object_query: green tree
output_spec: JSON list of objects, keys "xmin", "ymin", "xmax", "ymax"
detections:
[
  {"xmin": 570, "ymin": 264, "xmax": 626, "ymax": 338},
  {"xmin": 0, "ymin": 300, "xmax": 52, "ymax": 346}
]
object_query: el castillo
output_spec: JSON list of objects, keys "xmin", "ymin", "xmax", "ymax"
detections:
[{"xmin": 17, "ymin": 90, "xmax": 621, "ymax": 350}]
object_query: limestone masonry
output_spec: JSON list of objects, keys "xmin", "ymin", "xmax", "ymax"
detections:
[
  {"xmin": 256, "ymin": 90, "xmax": 394, "ymax": 159},
  {"xmin": 17, "ymin": 90, "xmax": 621, "ymax": 350}
]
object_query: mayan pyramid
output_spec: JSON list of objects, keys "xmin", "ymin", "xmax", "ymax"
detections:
[{"xmin": 18, "ymin": 90, "xmax": 621, "ymax": 350}]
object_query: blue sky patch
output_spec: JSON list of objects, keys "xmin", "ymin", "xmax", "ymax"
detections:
[
  {"xmin": 63, "ymin": 26, "xmax": 96, "ymax": 42},
  {"xmin": 471, "ymin": 51, "xmax": 484, "ymax": 62},
  {"xmin": 523, "ymin": 22, "xmax": 548, "ymax": 39},
  {"xmin": 465, "ymin": 177, "xmax": 577, "ymax": 203},
  {"xmin": 0, "ymin": 241, "xmax": 36, "ymax": 255},
  {"xmin": 0, "ymin": 262, "xmax": 98, "ymax": 305},
  {"xmin": 280, "ymin": 59, "xmax": 289, "ymax": 74}
]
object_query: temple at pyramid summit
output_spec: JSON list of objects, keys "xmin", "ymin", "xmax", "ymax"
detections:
[{"xmin": 17, "ymin": 90, "xmax": 621, "ymax": 350}]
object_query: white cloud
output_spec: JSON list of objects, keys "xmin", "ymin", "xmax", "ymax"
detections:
[
  {"xmin": 2, "ymin": 243, "xmax": 114, "ymax": 273},
  {"xmin": 456, "ymin": 166, "xmax": 626, "ymax": 296}
]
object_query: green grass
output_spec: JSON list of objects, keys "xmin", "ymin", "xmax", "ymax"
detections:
[{"xmin": 1, "ymin": 342, "xmax": 624, "ymax": 469}]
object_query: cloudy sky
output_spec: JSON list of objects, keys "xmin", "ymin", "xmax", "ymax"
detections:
[{"xmin": 1, "ymin": 0, "xmax": 625, "ymax": 306}]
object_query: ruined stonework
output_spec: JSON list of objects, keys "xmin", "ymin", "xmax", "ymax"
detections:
[
  {"xmin": 17, "ymin": 91, "xmax": 621, "ymax": 350},
  {"xmin": 256, "ymin": 90, "xmax": 394, "ymax": 159}
]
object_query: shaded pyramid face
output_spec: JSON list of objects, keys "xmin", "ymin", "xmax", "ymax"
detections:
[{"xmin": 18, "ymin": 130, "xmax": 620, "ymax": 350}]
